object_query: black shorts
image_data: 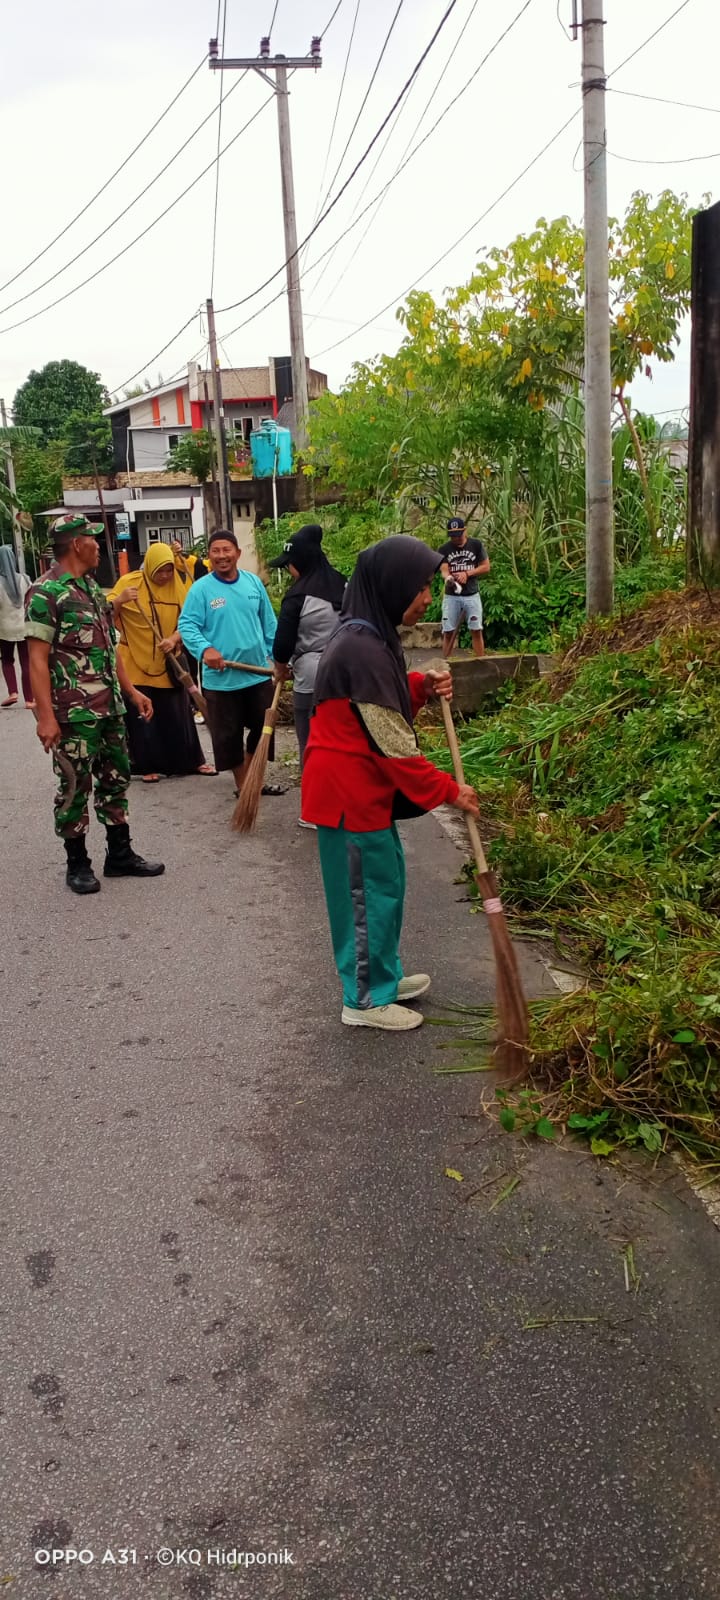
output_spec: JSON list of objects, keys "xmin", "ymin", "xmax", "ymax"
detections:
[{"xmin": 203, "ymin": 683, "xmax": 274, "ymax": 771}]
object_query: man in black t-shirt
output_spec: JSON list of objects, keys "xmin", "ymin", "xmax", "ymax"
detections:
[{"xmin": 438, "ymin": 516, "xmax": 491, "ymax": 659}]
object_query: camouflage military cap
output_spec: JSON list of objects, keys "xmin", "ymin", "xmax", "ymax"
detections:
[{"xmin": 52, "ymin": 513, "xmax": 103, "ymax": 543}]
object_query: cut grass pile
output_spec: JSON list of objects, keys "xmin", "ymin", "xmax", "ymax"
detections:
[{"xmin": 426, "ymin": 589, "xmax": 720, "ymax": 1166}]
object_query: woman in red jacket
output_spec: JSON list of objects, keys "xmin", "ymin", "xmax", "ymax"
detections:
[{"xmin": 301, "ymin": 536, "xmax": 480, "ymax": 1032}]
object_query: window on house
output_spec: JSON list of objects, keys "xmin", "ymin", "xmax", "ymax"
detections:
[{"xmin": 168, "ymin": 434, "xmax": 179, "ymax": 451}]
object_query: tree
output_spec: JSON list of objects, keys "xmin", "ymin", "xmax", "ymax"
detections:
[
  {"xmin": 13, "ymin": 438, "xmax": 65, "ymax": 515},
  {"xmin": 13, "ymin": 360, "xmax": 109, "ymax": 444},
  {"xmin": 309, "ymin": 190, "xmax": 698, "ymax": 545},
  {"xmin": 63, "ymin": 413, "xmax": 114, "ymax": 476},
  {"xmin": 166, "ymin": 428, "xmax": 216, "ymax": 483}
]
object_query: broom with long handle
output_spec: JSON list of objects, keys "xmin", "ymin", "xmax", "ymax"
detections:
[
  {"xmin": 441, "ymin": 697, "xmax": 530, "ymax": 1083},
  {"xmin": 231, "ymin": 679, "xmax": 284, "ymax": 833},
  {"xmin": 126, "ymin": 602, "xmax": 208, "ymax": 718}
]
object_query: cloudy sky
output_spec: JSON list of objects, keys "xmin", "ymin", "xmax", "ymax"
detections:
[{"xmin": 1, "ymin": 0, "xmax": 717, "ymax": 418}]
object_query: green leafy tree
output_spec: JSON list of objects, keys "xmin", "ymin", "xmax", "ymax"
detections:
[
  {"xmin": 63, "ymin": 412, "xmax": 114, "ymax": 476},
  {"xmin": 13, "ymin": 438, "xmax": 65, "ymax": 515},
  {"xmin": 166, "ymin": 428, "xmax": 216, "ymax": 483},
  {"xmin": 13, "ymin": 360, "xmax": 109, "ymax": 444},
  {"xmin": 309, "ymin": 190, "xmax": 697, "ymax": 560}
]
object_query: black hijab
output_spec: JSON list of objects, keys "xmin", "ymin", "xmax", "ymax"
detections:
[
  {"xmin": 314, "ymin": 536, "xmax": 441, "ymax": 725},
  {"xmin": 287, "ymin": 535, "xmax": 346, "ymax": 609}
]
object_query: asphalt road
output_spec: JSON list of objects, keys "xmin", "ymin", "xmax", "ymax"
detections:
[{"xmin": 2, "ymin": 704, "xmax": 720, "ymax": 1599}]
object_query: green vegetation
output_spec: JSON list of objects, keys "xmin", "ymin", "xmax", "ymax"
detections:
[
  {"xmin": 13, "ymin": 360, "xmax": 109, "ymax": 444},
  {"xmin": 426, "ymin": 591, "xmax": 720, "ymax": 1166}
]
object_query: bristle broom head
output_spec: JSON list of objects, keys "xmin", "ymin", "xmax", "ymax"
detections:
[
  {"xmin": 477, "ymin": 870, "xmax": 531, "ymax": 1086},
  {"xmin": 230, "ymin": 733, "xmax": 272, "ymax": 832}
]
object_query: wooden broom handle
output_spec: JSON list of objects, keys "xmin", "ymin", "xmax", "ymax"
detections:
[
  {"xmin": 440, "ymin": 698, "xmax": 489, "ymax": 876},
  {"xmin": 122, "ymin": 602, "xmax": 273, "ymax": 678},
  {"xmin": 223, "ymin": 661, "xmax": 274, "ymax": 676}
]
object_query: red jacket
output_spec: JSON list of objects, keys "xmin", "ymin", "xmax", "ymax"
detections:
[{"xmin": 301, "ymin": 671, "xmax": 459, "ymax": 831}]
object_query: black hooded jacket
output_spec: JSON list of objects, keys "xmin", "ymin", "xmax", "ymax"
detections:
[{"xmin": 273, "ymin": 540, "xmax": 346, "ymax": 694}]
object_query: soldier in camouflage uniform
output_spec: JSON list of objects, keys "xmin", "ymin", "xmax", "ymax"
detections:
[{"xmin": 25, "ymin": 514, "xmax": 165, "ymax": 895}]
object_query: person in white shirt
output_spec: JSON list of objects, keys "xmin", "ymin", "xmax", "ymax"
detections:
[{"xmin": 0, "ymin": 545, "xmax": 33, "ymax": 708}]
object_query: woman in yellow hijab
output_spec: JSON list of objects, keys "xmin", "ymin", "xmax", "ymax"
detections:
[{"xmin": 108, "ymin": 543, "xmax": 215, "ymax": 782}]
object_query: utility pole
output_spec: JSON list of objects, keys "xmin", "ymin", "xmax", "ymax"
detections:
[
  {"xmin": 203, "ymin": 375, "xmax": 222, "ymax": 530},
  {"xmin": 206, "ymin": 297, "xmax": 232, "ymax": 530},
  {"xmin": 687, "ymin": 199, "xmax": 720, "ymax": 585},
  {"xmin": 578, "ymin": 0, "xmax": 614, "ymax": 616},
  {"xmin": 91, "ymin": 456, "xmax": 117, "ymax": 585},
  {"xmin": 209, "ymin": 33, "xmax": 322, "ymax": 453},
  {"xmin": 0, "ymin": 398, "xmax": 26, "ymax": 575}
]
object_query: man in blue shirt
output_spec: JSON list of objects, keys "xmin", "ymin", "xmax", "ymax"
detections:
[{"xmin": 179, "ymin": 529, "xmax": 281, "ymax": 796}]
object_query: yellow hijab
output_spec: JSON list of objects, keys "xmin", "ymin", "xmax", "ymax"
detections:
[{"xmin": 119, "ymin": 543, "xmax": 191, "ymax": 681}]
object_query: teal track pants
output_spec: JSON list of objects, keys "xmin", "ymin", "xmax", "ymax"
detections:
[{"xmin": 317, "ymin": 823, "xmax": 406, "ymax": 1009}]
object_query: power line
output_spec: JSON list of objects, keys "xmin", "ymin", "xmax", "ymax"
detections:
[
  {"xmin": 209, "ymin": 0, "xmax": 231, "ymax": 297},
  {"xmin": 305, "ymin": 0, "xmax": 481, "ymax": 309},
  {"xmin": 307, "ymin": 0, "xmax": 362, "ymax": 249},
  {"xmin": 310, "ymin": 108, "xmax": 581, "ymax": 359},
  {"xmin": 316, "ymin": 0, "xmax": 406, "ymax": 219},
  {"xmin": 0, "ymin": 54, "xmax": 208, "ymax": 298},
  {"xmin": 607, "ymin": 0, "xmax": 693, "ymax": 79},
  {"xmin": 219, "ymin": 4, "xmax": 542, "ymax": 351},
  {"xmin": 309, "ymin": 0, "xmax": 524, "ymax": 317},
  {"xmin": 0, "ymin": 94, "xmax": 274, "ymax": 336},
  {"xmin": 608, "ymin": 145, "xmax": 720, "ymax": 165},
  {"xmin": 0, "ymin": 70, "xmax": 246, "ymax": 318},
  {"xmin": 308, "ymin": 0, "xmax": 698, "ymax": 363},
  {"xmin": 113, "ymin": 310, "xmax": 204, "ymax": 394},
  {"xmin": 318, "ymin": 0, "xmax": 346, "ymax": 37},
  {"xmin": 216, "ymin": 0, "xmax": 462, "ymax": 315},
  {"xmin": 608, "ymin": 85, "xmax": 720, "ymax": 116}
]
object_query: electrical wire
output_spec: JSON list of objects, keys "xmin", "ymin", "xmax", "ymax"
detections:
[
  {"xmin": 216, "ymin": 0, "xmax": 462, "ymax": 315},
  {"xmin": 318, "ymin": 0, "xmax": 346, "ymax": 38},
  {"xmin": 0, "ymin": 94, "xmax": 274, "ymax": 336},
  {"xmin": 316, "ymin": 0, "xmax": 406, "ymax": 219},
  {"xmin": 269, "ymin": 0, "xmax": 281, "ymax": 31},
  {"xmin": 608, "ymin": 145, "xmax": 720, "ymax": 165},
  {"xmin": 608, "ymin": 86, "xmax": 720, "ymax": 116},
  {"xmin": 0, "ymin": 71, "xmax": 246, "ymax": 318},
  {"xmin": 308, "ymin": 0, "xmax": 524, "ymax": 316},
  {"xmin": 114, "ymin": 310, "xmax": 204, "ymax": 395},
  {"xmin": 209, "ymin": 0, "xmax": 230, "ymax": 297},
  {"xmin": 0, "ymin": 54, "xmax": 208, "ymax": 297},
  {"xmin": 310, "ymin": 108, "xmax": 581, "ymax": 359},
  {"xmin": 307, "ymin": 0, "xmax": 699, "ymax": 362},
  {"xmin": 307, "ymin": 0, "xmax": 362, "ymax": 248},
  {"xmin": 607, "ymin": 0, "xmax": 693, "ymax": 80},
  {"xmin": 305, "ymin": 0, "xmax": 482, "ymax": 308}
]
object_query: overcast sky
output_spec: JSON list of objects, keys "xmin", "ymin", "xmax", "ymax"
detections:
[{"xmin": 1, "ymin": 0, "xmax": 718, "ymax": 420}]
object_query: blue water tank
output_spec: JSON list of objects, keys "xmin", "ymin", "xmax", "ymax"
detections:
[{"xmin": 250, "ymin": 420, "xmax": 293, "ymax": 478}]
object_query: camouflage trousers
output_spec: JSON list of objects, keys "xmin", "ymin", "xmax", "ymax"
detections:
[{"xmin": 53, "ymin": 713, "xmax": 130, "ymax": 839}]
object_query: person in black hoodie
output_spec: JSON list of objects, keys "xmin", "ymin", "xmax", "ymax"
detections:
[{"xmin": 270, "ymin": 525, "xmax": 346, "ymax": 821}]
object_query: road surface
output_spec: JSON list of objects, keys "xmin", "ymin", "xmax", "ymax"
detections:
[{"xmin": 1, "ymin": 705, "xmax": 720, "ymax": 1598}]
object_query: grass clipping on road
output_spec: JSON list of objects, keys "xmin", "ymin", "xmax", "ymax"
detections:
[{"xmin": 428, "ymin": 589, "xmax": 720, "ymax": 1166}]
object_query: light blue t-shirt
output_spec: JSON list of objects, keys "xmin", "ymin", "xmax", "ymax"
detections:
[{"xmin": 178, "ymin": 570, "xmax": 277, "ymax": 692}]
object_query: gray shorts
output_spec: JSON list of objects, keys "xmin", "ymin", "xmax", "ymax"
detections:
[{"xmin": 441, "ymin": 593, "xmax": 483, "ymax": 632}]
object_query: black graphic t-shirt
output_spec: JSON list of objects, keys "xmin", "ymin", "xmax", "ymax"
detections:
[{"xmin": 438, "ymin": 537, "xmax": 488, "ymax": 596}]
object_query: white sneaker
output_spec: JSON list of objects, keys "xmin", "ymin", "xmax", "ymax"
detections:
[
  {"xmin": 298, "ymin": 817, "xmax": 317, "ymax": 830},
  {"xmin": 397, "ymin": 973, "xmax": 431, "ymax": 1001},
  {"xmin": 342, "ymin": 1003, "xmax": 423, "ymax": 1031}
]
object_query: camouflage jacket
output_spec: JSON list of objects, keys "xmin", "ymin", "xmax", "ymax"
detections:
[{"xmin": 25, "ymin": 565, "xmax": 124, "ymax": 722}]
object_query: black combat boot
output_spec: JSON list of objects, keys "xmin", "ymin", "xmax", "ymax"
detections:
[
  {"xmin": 64, "ymin": 836, "xmax": 101, "ymax": 895},
  {"xmin": 103, "ymin": 822, "xmax": 165, "ymax": 878}
]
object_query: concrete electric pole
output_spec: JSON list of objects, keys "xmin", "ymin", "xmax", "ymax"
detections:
[
  {"xmin": 209, "ymin": 33, "xmax": 322, "ymax": 453},
  {"xmin": 578, "ymin": 0, "xmax": 614, "ymax": 616},
  {"xmin": 206, "ymin": 296, "xmax": 233, "ymax": 531},
  {"xmin": 0, "ymin": 398, "xmax": 26, "ymax": 576}
]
